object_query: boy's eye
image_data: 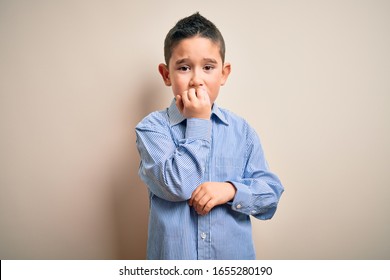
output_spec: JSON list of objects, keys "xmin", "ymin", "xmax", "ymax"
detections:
[
  {"xmin": 203, "ymin": 65, "xmax": 215, "ymax": 71},
  {"xmin": 178, "ymin": 66, "xmax": 190, "ymax": 71}
]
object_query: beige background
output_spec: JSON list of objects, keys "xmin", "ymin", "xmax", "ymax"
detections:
[{"xmin": 1, "ymin": 0, "xmax": 389, "ymax": 259}]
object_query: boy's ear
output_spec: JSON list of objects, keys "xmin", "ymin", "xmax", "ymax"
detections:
[
  {"xmin": 221, "ymin": 62, "xmax": 231, "ymax": 86},
  {"xmin": 158, "ymin": 63, "xmax": 171, "ymax": 86}
]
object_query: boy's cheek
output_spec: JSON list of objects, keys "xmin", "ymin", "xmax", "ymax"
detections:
[{"xmin": 171, "ymin": 85, "xmax": 184, "ymax": 97}]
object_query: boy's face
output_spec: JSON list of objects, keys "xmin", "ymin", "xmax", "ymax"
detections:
[{"xmin": 159, "ymin": 36, "xmax": 231, "ymax": 106}]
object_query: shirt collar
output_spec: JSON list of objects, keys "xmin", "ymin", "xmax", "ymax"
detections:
[{"xmin": 167, "ymin": 99, "xmax": 229, "ymax": 126}]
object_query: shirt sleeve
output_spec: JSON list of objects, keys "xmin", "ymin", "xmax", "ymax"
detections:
[
  {"xmin": 229, "ymin": 125, "xmax": 284, "ymax": 220},
  {"xmin": 136, "ymin": 114, "xmax": 212, "ymax": 202}
]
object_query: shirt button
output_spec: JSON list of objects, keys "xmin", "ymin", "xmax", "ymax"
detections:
[
  {"xmin": 236, "ymin": 204, "xmax": 242, "ymax": 209},
  {"xmin": 200, "ymin": 232, "xmax": 207, "ymax": 240}
]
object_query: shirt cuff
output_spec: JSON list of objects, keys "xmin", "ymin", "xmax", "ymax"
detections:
[
  {"xmin": 185, "ymin": 118, "xmax": 212, "ymax": 140},
  {"xmin": 230, "ymin": 182, "xmax": 254, "ymax": 215},
  {"xmin": 230, "ymin": 181, "xmax": 278, "ymax": 219}
]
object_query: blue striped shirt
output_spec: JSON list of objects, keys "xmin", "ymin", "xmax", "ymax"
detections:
[{"xmin": 135, "ymin": 99, "xmax": 284, "ymax": 260}]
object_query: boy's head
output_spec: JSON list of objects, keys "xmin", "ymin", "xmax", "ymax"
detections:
[
  {"xmin": 163, "ymin": 12, "xmax": 226, "ymax": 66},
  {"xmin": 158, "ymin": 13, "xmax": 231, "ymax": 107}
]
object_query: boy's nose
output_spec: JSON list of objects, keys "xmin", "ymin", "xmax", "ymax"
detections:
[{"xmin": 189, "ymin": 72, "xmax": 204, "ymax": 88}]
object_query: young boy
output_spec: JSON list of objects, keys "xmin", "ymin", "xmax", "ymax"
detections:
[{"xmin": 136, "ymin": 12, "xmax": 284, "ymax": 260}]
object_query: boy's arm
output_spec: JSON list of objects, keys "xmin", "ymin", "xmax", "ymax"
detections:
[
  {"xmin": 228, "ymin": 127, "xmax": 284, "ymax": 220},
  {"xmin": 190, "ymin": 126, "xmax": 284, "ymax": 219},
  {"xmin": 136, "ymin": 116, "xmax": 211, "ymax": 202},
  {"xmin": 136, "ymin": 89, "xmax": 212, "ymax": 202}
]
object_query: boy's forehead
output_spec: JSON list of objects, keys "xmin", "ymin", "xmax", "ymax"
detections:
[{"xmin": 170, "ymin": 37, "xmax": 223, "ymax": 63}]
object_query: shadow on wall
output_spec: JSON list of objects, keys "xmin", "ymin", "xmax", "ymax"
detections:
[{"xmin": 110, "ymin": 78, "xmax": 168, "ymax": 259}]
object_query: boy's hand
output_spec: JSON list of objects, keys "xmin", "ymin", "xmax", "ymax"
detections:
[
  {"xmin": 176, "ymin": 87, "xmax": 211, "ymax": 119},
  {"xmin": 189, "ymin": 182, "xmax": 236, "ymax": 216}
]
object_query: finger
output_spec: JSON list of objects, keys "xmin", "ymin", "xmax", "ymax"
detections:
[
  {"xmin": 191, "ymin": 193, "xmax": 203, "ymax": 209},
  {"xmin": 192, "ymin": 188, "xmax": 207, "ymax": 205},
  {"xmin": 201, "ymin": 199, "xmax": 216, "ymax": 215},
  {"xmin": 203, "ymin": 90, "xmax": 210, "ymax": 103},
  {"xmin": 194, "ymin": 194, "xmax": 211, "ymax": 213},
  {"xmin": 194, "ymin": 194, "xmax": 208, "ymax": 208},
  {"xmin": 196, "ymin": 87, "xmax": 206, "ymax": 99},
  {"xmin": 197, "ymin": 88, "xmax": 210, "ymax": 105},
  {"xmin": 187, "ymin": 88, "xmax": 197, "ymax": 101},
  {"xmin": 175, "ymin": 95, "xmax": 184, "ymax": 112},
  {"xmin": 181, "ymin": 90, "xmax": 190, "ymax": 105},
  {"xmin": 190, "ymin": 183, "xmax": 208, "ymax": 207},
  {"xmin": 189, "ymin": 185, "xmax": 202, "ymax": 205},
  {"xmin": 197, "ymin": 198, "xmax": 214, "ymax": 215}
]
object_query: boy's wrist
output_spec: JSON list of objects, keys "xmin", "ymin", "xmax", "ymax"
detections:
[{"xmin": 225, "ymin": 181, "xmax": 237, "ymax": 201}]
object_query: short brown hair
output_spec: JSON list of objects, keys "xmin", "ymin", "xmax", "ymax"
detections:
[{"xmin": 163, "ymin": 12, "xmax": 226, "ymax": 65}]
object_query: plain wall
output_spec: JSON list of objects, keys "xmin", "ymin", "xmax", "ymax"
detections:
[{"xmin": 0, "ymin": 0, "xmax": 389, "ymax": 259}]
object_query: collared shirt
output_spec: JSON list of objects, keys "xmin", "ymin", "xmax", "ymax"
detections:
[{"xmin": 135, "ymin": 99, "xmax": 284, "ymax": 260}]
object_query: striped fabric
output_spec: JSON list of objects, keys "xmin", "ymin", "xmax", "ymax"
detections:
[{"xmin": 135, "ymin": 99, "xmax": 284, "ymax": 260}]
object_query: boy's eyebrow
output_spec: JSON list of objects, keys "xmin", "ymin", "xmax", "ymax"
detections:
[
  {"xmin": 203, "ymin": 58, "xmax": 218, "ymax": 64},
  {"xmin": 174, "ymin": 58, "xmax": 218, "ymax": 65},
  {"xmin": 174, "ymin": 58, "xmax": 189, "ymax": 65}
]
